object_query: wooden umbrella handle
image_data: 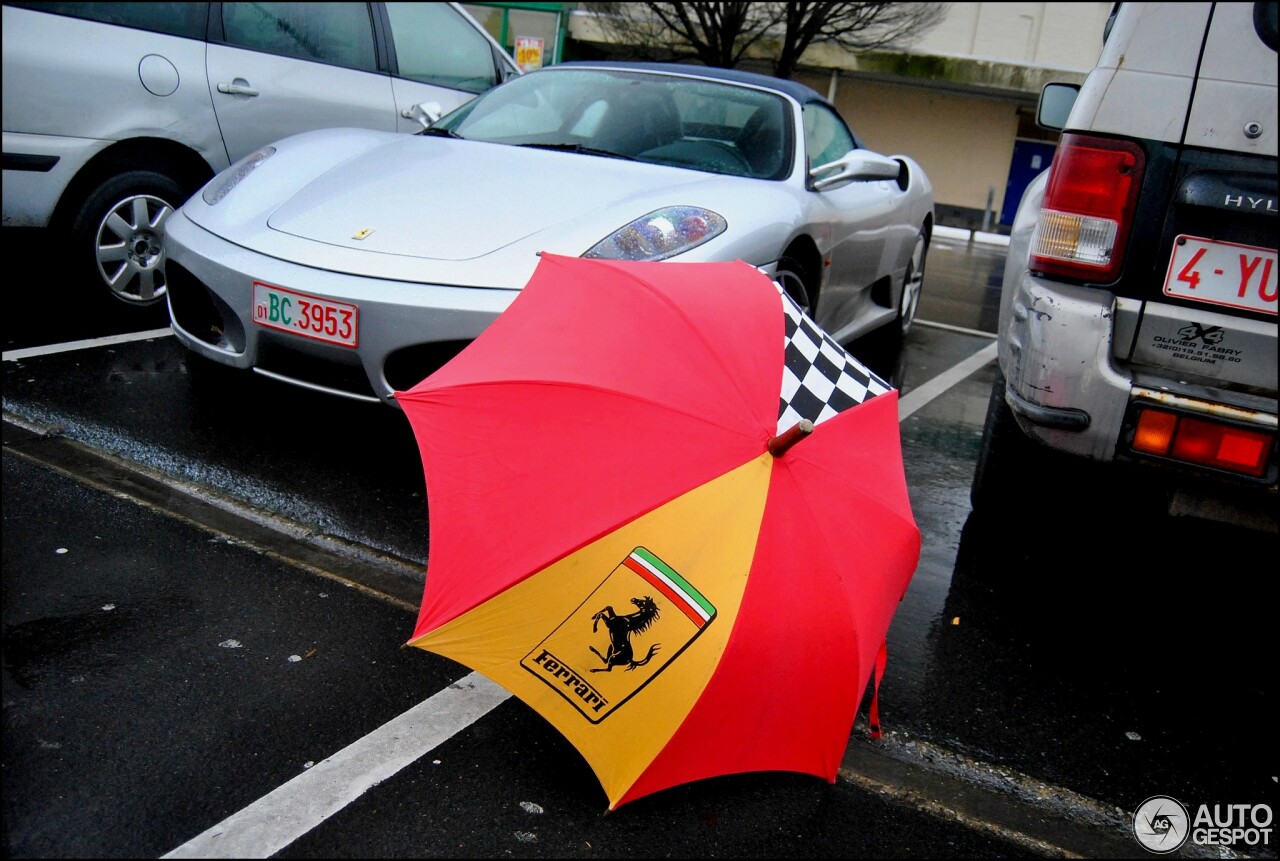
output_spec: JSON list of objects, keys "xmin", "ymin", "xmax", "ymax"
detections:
[{"xmin": 767, "ymin": 419, "xmax": 814, "ymax": 457}]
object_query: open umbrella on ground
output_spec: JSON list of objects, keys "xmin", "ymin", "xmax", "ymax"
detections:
[{"xmin": 397, "ymin": 252, "xmax": 920, "ymax": 810}]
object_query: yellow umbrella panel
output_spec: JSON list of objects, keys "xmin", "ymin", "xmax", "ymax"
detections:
[{"xmin": 408, "ymin": 453, "xmax": 772, "ymax": 807}]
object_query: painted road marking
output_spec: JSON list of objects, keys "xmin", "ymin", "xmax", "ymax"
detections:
[
  {"xmin": 2, "ymin": 327, "xmax": 173, "ymax": 362},
  {"xmin": 898, "ymin": 340, "xmax": 998, "ymax": 421},
  {"xmin": 162, "ymin": 672, "xmax": 510, "ymax": 859}
]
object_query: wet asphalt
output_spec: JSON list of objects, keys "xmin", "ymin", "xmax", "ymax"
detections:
[
  {"xmin": 5, "ymin": 422, "xmax": 1050, "ymax": 859},
  {"xmin": 3, "ymin": 228, "xmax": 1276, "ymax": 857}
]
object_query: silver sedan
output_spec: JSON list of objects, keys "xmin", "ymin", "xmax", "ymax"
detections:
[{"xmin": 165, "ymin": 61, "xmax": 934, "ymax": 405}]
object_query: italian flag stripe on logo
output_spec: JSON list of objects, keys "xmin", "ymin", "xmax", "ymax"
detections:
[{"xmin": 622, "ymin": 547, "xmax": 715, "ymax": 628}]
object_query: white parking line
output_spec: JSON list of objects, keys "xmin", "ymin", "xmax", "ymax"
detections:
[
  {"xmin": 2, "ymin": 327, "xmax": 173, "ymax": 362},
  {"xmin": 897, "ymin": 341, "xmax": 998, "ymax": 421},
  {"xmin": 162, "ymin": 672, "xmax": 510, "ymax": 859}
]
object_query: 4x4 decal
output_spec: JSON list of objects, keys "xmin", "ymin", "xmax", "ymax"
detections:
[
  {"xmin": 1150, "ymin": 323, "xmax": 1244, "ymax": 366},
  {"xmin": 1176, "ymin": 323, "xmax": 1225, "ymax": 345}
]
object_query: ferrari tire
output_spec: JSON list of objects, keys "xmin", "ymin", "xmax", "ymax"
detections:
[
  {"xmin": 898, "ymin": 229, "xmax": 928, "ymax": 340},
  {"xmin": 774, "ymin": 254, "xmax": 816, "ymax": 316}
]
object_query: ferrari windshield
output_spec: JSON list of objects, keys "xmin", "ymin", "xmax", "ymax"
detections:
[{"xmin": 432, "ymin": 67, "xmax": 794, "ymax": 180}]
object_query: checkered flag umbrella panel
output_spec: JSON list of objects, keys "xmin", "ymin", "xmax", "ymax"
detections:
[{"xmin": 776, "ymin": 285, "xmax": 891, "ymax": 435}]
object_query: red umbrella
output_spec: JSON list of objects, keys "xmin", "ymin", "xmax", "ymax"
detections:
[{"xmin": 397, "ymin": 253, "xmax": 920, "ymax": 809}]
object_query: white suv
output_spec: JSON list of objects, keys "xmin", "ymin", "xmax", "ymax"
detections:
[
  {"xmin": 2, "ymin": 1, "xmax": 518, "ymax": 307},
  {"xmin": 972, "ymin": 1, "xmax": 1277, "ymax": 530}
]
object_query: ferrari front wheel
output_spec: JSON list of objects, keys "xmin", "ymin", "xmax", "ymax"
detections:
[
  {"xmin": 897, "ymin": 229, "xmax": 928, "ymax": 339},
  {"xmin": 774, "ymin": 254, "xmax": 816, "ymax": 316}
]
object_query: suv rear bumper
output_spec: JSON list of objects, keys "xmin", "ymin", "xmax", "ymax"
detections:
[
  {"xmin": 1001, "ymin": 269, "xmax": 1278, "ymax": 476},
  {"xmin": 1001, "ymin": 274, "xmax": 1132, "ymax": 459}
]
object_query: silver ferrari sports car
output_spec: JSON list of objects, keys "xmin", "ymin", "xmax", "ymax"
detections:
[{"xmin": 165, "ymin": 61, "xmax": 934, "ymax": 405}]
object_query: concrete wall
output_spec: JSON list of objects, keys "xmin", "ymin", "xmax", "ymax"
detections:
[{"xmin": 910, "ymin": 2, "xmax": 1112, "ymax": 71}]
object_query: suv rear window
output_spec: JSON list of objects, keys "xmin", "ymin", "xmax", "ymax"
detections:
[{"xmin": 1256, "ymin": 1, "xmax": 1278, "ymax": 49}]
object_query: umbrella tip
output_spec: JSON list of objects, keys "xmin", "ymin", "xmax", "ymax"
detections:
[{"xmin": 767, "ymin": 419, "xmax": 814, "ymax": 457}]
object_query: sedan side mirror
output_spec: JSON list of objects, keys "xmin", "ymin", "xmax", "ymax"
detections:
[
  {"xmin": 406, "ymin": 101, "xmax": 444, "ymax": 131},
  {"xmin": 809, "ymin": 150, "xmax": 902, "ymax": 191}
]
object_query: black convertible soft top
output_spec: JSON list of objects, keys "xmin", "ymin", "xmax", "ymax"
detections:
[{"xmin": 551, "ymin": 60, "xmax": 832, "ymax": 108}]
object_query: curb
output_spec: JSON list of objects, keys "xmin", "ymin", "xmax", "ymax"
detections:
[
  {"xmin": 841, "ymin": 734, "xmax": 1133, "ymax": 858},
  {"xmin": 2, "ymin": 413, "xmax": 426, "ymax": 611},
  {"xmin": 837, "ymin": 733, "xmax": 1242, "ymax": 859}
]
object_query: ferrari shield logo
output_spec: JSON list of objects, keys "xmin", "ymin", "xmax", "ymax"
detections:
[{"xmin": 521, "ymin": 547, "xmax": 716, "ymax": 723}]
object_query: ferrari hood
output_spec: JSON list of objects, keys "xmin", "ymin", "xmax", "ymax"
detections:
[{"xmin": 265, "ymin": 136, "xmax": 714, "ymax": 261}]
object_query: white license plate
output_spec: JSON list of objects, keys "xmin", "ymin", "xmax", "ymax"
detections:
[
  {"xmin": 1162, "ymin": 235, "xmax": 1277, "ymax": 316},
  {"xmin": 252, "ymin": 281, "xmax": 359, "ymax": 347}
]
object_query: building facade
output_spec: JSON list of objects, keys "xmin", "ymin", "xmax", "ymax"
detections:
[{"xmin": 799, "ymin": 1, "xmax": 1114, "ymax": 229}]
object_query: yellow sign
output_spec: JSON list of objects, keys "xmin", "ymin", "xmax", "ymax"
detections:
[{"xmin": 515, "ymin": 36, "xmax": 544, "ymax": 72}]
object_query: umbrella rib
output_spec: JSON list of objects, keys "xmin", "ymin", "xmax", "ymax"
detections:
[
  {"xmin": 789, "ymin": 451, "xmax": 918, "ymax": 535},
  {"xmin": 408, "ymin": 377, "xmax": 763, "ymax": 444}
]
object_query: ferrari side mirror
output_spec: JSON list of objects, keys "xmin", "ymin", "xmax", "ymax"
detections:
[{"xmin": 810, "ymin": 151, "xmax": 902, "ymax": 191}]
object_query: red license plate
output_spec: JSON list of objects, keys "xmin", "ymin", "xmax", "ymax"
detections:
[
  {"xmin": 252, "ymin": 281, "xmax": 359, "ymax": 347},
  {"xmin": 1163, "ymin": 235, "xmax": 1277, "ymax": 316}
]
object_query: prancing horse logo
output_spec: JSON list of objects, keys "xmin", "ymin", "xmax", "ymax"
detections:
[
  {"xmin": 590, "ymin": 596, "xmax": 660, "ymax": 671},
  {"xmin": 520, "ymin": 547, "xmax": 716, "ymax": 723}
]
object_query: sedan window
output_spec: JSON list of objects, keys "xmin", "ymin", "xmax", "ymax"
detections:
[
  {"xmin": 6, "ymin": 1, "xmax": 208, "ymax": 39},
  {"xmin": 221, "ymin": 2, "xmax": 377, "ymax": 72},
  {"xmin": 385, "ymin": 2, "xmax": 501, "ymax": 93}
]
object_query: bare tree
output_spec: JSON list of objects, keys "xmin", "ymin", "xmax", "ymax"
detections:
[{"xmin": 581, "ymin": 2, "xmax": 948, "ymax": 79}]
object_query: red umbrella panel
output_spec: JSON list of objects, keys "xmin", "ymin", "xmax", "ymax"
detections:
[{"xmin": 396, "ymin": 253, "xmax": 920, "ymax": 809}]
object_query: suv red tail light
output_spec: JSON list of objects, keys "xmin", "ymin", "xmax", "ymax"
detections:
[
  {"xmin": 1133, "ymin": 407, "xmax": 1274, "ymax": 478},
  {"xmin": 1031, "ymin": 133, "xmax": 1145, "ymax": 283}
]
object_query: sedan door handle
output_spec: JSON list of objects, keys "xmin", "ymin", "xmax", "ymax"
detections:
[{"xmin": 217, "ymin": 82, "xmax": 259, "ymax": 97}]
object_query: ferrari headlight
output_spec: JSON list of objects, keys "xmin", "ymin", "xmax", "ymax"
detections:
[
  {"xmin": 584, "ymin": 206, "xmax": 726, "ymax": 261},
  {"xmin": 202, "ymin": 146, "xmax": 276, "ymax": 205}
]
